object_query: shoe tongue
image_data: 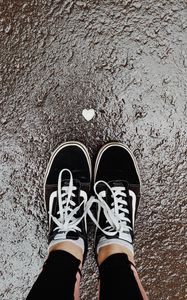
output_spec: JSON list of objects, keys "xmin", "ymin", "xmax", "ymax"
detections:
[
  {"xmin": 96, "ymin": 180, "xmax": 129, "ymax": 208},
  {"xmin": 108, "ymin": 179, "xmax": 128, "ymax": 188},
  {"xmin": 62, "ymin": 178, "xmax": 80, "ymax": 188},
  {"xmin": 46, "ymin": 179, "xmax": 80, "ymax": 199},
  {"xmin": 59, "ymin": 179, "xmax": 81, "ymax": 201},
  {"xmin": 96, "ymin": 180, "xmax": 128, "ymax": 194}
]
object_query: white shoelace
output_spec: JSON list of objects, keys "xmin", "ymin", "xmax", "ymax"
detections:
[
  {"xmin": 87, "ymin": 180, "xmax": 134, "ymax": 238},
  {"xmin": 48, "ymin": 169, "xmax": 136, "ymax": 246},
  {"xmin": 48, "ymin": 169, "xmax": 88, "ymax": 235}
]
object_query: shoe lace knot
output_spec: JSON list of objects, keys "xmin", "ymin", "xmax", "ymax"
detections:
[{"xmin": 87, "ymin": 180, "xmax": 134, "ymax": 237}]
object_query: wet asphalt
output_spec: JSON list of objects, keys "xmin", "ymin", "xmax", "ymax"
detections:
[{"xmin": 0, "ymin": 0, "xmax": 187, "ymax": 299}]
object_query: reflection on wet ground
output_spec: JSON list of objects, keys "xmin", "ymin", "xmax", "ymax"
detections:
[{"xmin": 0, "ymin": 1, "xmax": 186, "ymax": 299}]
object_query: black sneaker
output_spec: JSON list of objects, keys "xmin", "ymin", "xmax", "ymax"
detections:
[
  {"xmin": 44, "ymin": 141, "xmax": 92, "ymax": 261},
  {"xmin": 88, "ymin": 142, "xmax": 141, "ymax": 256}
]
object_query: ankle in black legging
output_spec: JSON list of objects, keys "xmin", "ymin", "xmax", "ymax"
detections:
[
  {"xmin": 27, "ymin": 251, "xmax": 143, "ymax": 300},
  {"xmin": 99, "ymin": 253, "xmax": 144, "ymax": 300}
]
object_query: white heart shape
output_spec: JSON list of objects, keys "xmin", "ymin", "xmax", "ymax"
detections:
[{"xmin": 82, "ymin": 109, "xmax": 95, "ymax": 121}]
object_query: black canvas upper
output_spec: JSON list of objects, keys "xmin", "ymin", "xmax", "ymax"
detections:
[
  {"xmin": 46, "ymin": 145, "xmax": 91, "ymax": 184},
  {"xmin": 95, "ymin": 145, "xmax": 140, "ymax": 184}
]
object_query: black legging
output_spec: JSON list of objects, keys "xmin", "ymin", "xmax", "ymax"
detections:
[{"xmin": 27, "ymin": 250, "xmax": 143, "ymax": 300}]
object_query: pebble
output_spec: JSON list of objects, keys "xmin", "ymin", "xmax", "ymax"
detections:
[
  {"xmin": 4, "ymin": 24, "xmax": 11, "ymax": 34},
  {"xmin": 133, "ymin": 2, "xmax": 142, "ymax": 9},
  {"xmin": 163, "ymin": 76, "xmax": 170, "ymax": 84},
  {"xmin": 76, "ymin": 1, "xmax": 87, "ymax": 8},
  {"xmin": 1, "ymin": 117, "xmax": 7, "ymax": 124}
]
